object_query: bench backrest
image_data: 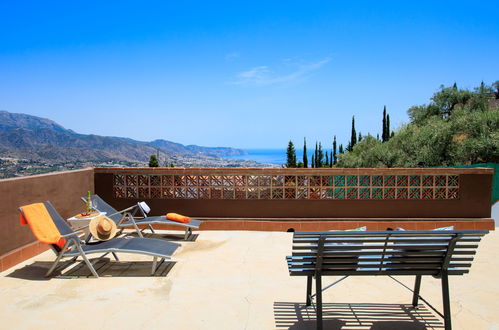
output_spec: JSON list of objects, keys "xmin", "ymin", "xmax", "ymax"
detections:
[{"xmin": 288, "ymin": 230, "xmax": 488, "ymax": 277}]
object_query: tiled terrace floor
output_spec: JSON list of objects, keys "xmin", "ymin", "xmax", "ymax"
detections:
[{"xmin": 1, "ymin": 230, "xmax": 498, "ymax": 330}]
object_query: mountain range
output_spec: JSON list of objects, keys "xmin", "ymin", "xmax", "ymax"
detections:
[{"xmin": 0, "ymin": 110, "xmax": 246, "ymax": 164}]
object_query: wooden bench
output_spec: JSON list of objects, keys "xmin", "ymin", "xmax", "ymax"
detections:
[{"xmin": 286, "ymin": 230, "xmax": 489, "ymax": 330}]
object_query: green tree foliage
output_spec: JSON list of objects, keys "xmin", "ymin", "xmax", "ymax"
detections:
[
  {"xmin": 338, "ymin": 82, "xmax": 499, "ymax": 167},
  {"xmin": 286, "ymin": 140, "xmax": 297, "ymax": 168},
  {"xmin": 149, "ymin": 154, "xmax": 159, "ymax": 167},
  {"xmin": 493, "ymin": 81, "xmax": 499, "ymax": 99},
  {"xmin": 339, "ymin": 144, "xmax": 343, "ymax": 154},
  {"xmin": 303, "ymin": 137, "xmax": 308, "ymax": 168}
]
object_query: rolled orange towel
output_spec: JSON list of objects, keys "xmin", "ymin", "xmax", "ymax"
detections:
[{"xmin": 166, "ymin": 213, "xmax": 190, "ymax": 223}]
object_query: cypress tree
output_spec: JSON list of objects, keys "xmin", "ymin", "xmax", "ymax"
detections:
[
  {"xmin": 332, "ymin": 136, "xmax": 337, "ymax": 165},
  {"xmin": 149, "ymin": 154, "xmax": 159, "ymax": 167},
  {"xmin": 303, "ymin": 137, "xmax": 308, "ymax": 168},
  {"xmin": 286, "ymin": 141, "xmax": 297, "ymax": 168},
  {"xmin": 330, "ymin": 149, "xmax": 333, "ymax": 166},
  {"xmin": 317, "ymin": 142, "xmax": 324, "ymax": 167},
  {"xmin": 358, "ymin": 132, "xmax": 362, "ymax": 142},
  {"xmin": 325, "ymin": 151, "xmax": 329, "ymax": 167},
  {"xmin": 386, "ymin": 114, "xmax": 391, "ymax": 141},
  {"xmin": 350, "ymin": 116, "xmax": 357, "ymax": 151},
  {"xmin": 311, "ymin": 154, "xmax": 315, "ymax": 168},
  {"xmin": 382, "ymin": 106, "xmax": 387, "ymax": 142},
  {"xmin": 314, "ymin": 142, "xmax": 318, "ymax": 167},
  {"xmin": 339, "ymin": 144, "xmax": 344, "ymax": 154}
]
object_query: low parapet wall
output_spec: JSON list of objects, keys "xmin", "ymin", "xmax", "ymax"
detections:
[
  {"xmin": 94, "ymin": 167, "xmax": 493, "ymax": 220},
  {"xmin": 0, "ymin": 168, "xmax": 94, "ymax": 272}
]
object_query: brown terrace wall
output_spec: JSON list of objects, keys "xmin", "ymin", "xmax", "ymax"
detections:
[{"xmin": 0, "ymin": 168, "xmax": 94, "ymax": 271}]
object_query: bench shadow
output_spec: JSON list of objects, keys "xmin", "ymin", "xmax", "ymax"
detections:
[
  {"xmin": 274, "ymin": 302, "xmax": 444, "ymax": 329},
  {"xmin": 7, "ymin": 258, "xmax": 176, "ymax": 280}
]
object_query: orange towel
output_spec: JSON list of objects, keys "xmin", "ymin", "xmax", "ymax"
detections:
[
  {"xmin": 166, "ymin": 213, "xmax": 190, "ymax": 223},
  {"xmin": 20, "ymin": 203, "xmax": 66, "ymax": 249}
]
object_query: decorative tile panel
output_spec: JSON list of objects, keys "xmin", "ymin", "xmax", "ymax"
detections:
[
  {"xmin": 272, "ymin": 176, "xmax": 284, "ymax": 187},
  {"xmin": 234, "ymin": 188, "xmax": 246, "ymax": 199},
  {"xmin": 284, "ymin": 188, "xmax": 296, "ymax": 199},
  {"xmin": 371, "ymin": 188, "xmax": 383, "ymax": 199},
  {"xmin": 150, "ymin": 175, "xmax": 161, "ymax": 186},
  {"xmin": 448, "ymin": 176, "xmax": 459, "ymax": 186},
  {"xmin": 310, "ymin": 176, "xmax": 321, "ymax": 186},
  {"xmin": 162, "ymin": 175, "xmax": 173, "ymax": 187},
  {"xmin": 372, "ymin": 176, "xmax": 383, "ymax": 187},
  {"xmin": 112, "ymin": 173, "xmax": 460, "ymax": 201},
  {"xmin": 260, "ymin": 188, "xmax": 271, "ymax": 199},
  {"xmin": 347, "ymin": 188, "xmax": 358, "ymax": 199},
  {"xmin": 396, "ymin": 188, "xmax": 408, "ymax": 199},
  {"xmin": 409, "ymin": 188, "xmax": 420, "ymax": 199},
  {"xmin": 333, "ymin": 188, "xmax": 345, "ymax": 199},
  {"xmin": 138, "ymin": 187, "xmax": 149, "ymax": 198},
  {"xmin": 271, "ymin": 188, "xmax": 283, "ymax": 199},
  {"xmin": 359, "ymin": 188, "xmax": 370, "ymax": 199},
  {"xmin": 383, "ymin": 188, "xmax": 395, "ymax": 199},
  {"xmin": 321, "ymin": 176, "xmax": 333, "ymax": 187},
  {"xmin": 347, "ymin": 175, "xmax": 358, "ymax": 186},
  {"xmin": 396, "ymin": 175, "xmax": 408, "ymax": 187},
  {"xmin": 410, "ymin": 176, "xmax": 420, "ymax": 186},
  {"xmin": 334, "ymin": 175, "xmax": 345, "ymax": 187},
  {"xmin": 384, "ymin": 176, "xmax": 395, "ymax": 187},
  {"xmin": 138, "ymin": 175, "xmax": 149, "ymax": 186},
  {"xmin": 321, "ymin": 188, "xmax": 333, "ymax": 199},
  {"xmin": 359, "ymin": 175, "xmax": 370, "ymax": 186},
  {"xmin": 114, "ymin": 174, "xmax": 125, "ymax": 186}
]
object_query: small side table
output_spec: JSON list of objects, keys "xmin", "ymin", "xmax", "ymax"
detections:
[{"xmin": 67, "ymin": 211, "xmax": 106, "ymax": 242}]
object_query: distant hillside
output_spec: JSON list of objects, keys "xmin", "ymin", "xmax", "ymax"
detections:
[{"xmin": 0, "ymin": 110, "xmax": 246, "ymax": 163}]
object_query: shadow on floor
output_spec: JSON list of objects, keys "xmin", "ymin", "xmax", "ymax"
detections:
[
  {"xmin": 274, "ymin": 302, "xmax": 443, "ymax": 329},
  {"xmin": 124, "ymin": 231, "xmax": 199, "ymax": 242},
  {"xmin": 7, "ymin": 258, "xmax": 176, "ymax": 280}
]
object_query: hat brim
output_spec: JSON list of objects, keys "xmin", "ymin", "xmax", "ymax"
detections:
[{"xmin": 89, "ymin": 216, "xmax": 118, "ymax": 241}]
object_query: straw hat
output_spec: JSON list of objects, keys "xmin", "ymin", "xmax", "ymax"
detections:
[{"xmin": 89, "ymin": 216, "xmax": 117, "ymax": 241}]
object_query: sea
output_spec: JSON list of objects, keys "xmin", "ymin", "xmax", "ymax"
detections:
[{"xmin": 223, "ymin": 149, "xmax": 298, "ymax": 165}]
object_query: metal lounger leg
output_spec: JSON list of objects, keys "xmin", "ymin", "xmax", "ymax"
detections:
[
  {"xmin": 315, "ymin": 274, "xmax": 323, "ymax": 330},
  {"xmin": 152, "ymin": 257, "xmax": 157, "ymax": 275},
  {"xmin": 306, "ymin": 275, "xmax": 313, "ymax": 306},
  {"xmin": 126, "ymin": 213, "xmax": 143, "ymax": 238},
  {"xmin": 148, "ymin": 224, "xmax": 155, "ymax": 234},
  {"xmin": 184, "ymin": 228, "xmax": 192, "ymax": 240},
  {"xmin": 412, "ymin": 275, "xmax": 422, "ymax": 307},
  {"xmin": 46, "ymin": 241, "xmax": 72, "ymax": 277},
  {"xmin": 75, "ymin": 243, "xmax": 99, "ymax": 278},
  {"xmin": 112, "ymin": 252, "xmax": 119, "ymax": 261},
  {"xmin": 442, "ymin": 271, "xmax": 452, "ymax": 330}
]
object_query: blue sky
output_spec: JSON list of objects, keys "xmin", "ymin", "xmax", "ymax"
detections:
[{"xmin": 1, "ymin": 1, "xmax": 498, "ymax": 149}]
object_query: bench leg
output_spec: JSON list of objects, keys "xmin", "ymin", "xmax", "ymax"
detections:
[
  {"xmin": 442, "ymin": 272, "xmax": 452, "ymax": 330},
  {"xmin": 306, "ymin": 275, "xmax": 312, "ymax": 306},
  {"xmin": 316, "ymin": 274, "xmax": 323, "ymax": 330},
  {"xmin": 412, "ymin": 275, "xmax": 422, "ymax": 307}
]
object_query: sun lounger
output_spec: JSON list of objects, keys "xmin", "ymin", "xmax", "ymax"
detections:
[
  {"xmin": 287, "ymin": 230, "xmax": 489, "ymax": 330},
  {"xmin": 83, "ymin": 194, "xmax": 202, "ymax": 240},
  {"xmin": 19, "ymin": 201, "xmax": 180, "ymax": 278}
]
